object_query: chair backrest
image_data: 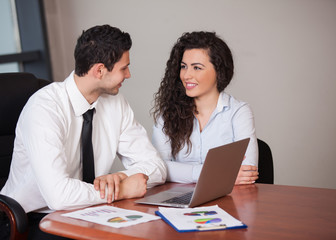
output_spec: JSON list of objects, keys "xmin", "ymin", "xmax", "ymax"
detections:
[
  {"xmin": 256, "ymin": 138, "xmax": 274, "ymax": 184},
  {"xmin": 0, "ymin": 72, "xmax": 51, "ymax": 189}
]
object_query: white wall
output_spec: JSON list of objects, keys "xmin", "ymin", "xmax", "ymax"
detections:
[{"xmin": 43, "ymin": 0, "xmax": 336, "ymax": 189}]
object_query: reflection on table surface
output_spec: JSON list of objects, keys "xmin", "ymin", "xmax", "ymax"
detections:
[{"xmin": 40, "ymin": 183, "xmax": 336, "ymax": 240}]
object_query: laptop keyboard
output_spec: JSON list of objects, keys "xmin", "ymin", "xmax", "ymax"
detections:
[{"xmin": 162, "ymin": 191, "xmax": 193, "ymax": 205}]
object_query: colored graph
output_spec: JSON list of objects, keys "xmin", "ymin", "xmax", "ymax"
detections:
[
  {"xmin": 194, "ymin": 218, "xmax": 222, "ymax": 224},
  {"xmin": 107, "ymin": 215, "xmax": 143, "ymax": 223},
  {"xmin": 184, "ymin": 211, "xmax": 217, "ymax": 216},
  {"xmin": 108, "ymin": 217, "xmax": 127, "ymax": 223},
  {"xmin": 126, "ymin": 215, "xmax": 143, "ymax": 221}
]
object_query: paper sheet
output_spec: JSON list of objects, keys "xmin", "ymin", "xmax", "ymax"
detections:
[
  {"xmin": 62, "ymin": 205, "xmax": 160, "ymax": 228},
  {"xmin": 158, "ymin": 205, "xmax": 245, "ymax": 231}
]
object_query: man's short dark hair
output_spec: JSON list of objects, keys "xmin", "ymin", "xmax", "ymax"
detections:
[{"xmin": 74, "ymin": 25, "xmax": 132, "ymax": 76}]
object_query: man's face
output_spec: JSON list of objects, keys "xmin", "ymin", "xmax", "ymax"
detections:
[{"xmin": 101, "ymin": 51, "xmax": 131, "ymax": 95}]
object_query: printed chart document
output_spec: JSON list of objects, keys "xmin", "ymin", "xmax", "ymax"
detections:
[
  {"xmin": 62, "ymin": 205, "xmax": 160, "ymax": 228},
  {"xmin": 155, "ymin": 205, "xmax": 246, "ymax": 232}
]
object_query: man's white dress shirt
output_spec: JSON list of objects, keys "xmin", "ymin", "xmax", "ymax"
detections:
[
  {"xmin": 1, "ymin": 71, "xmax": 167, "ymax": 213},
  {"xmin": 152, "ymin": 92, "xmax": 257, "ymax": 183}
]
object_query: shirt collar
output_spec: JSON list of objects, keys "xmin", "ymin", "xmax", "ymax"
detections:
[
  {"xmin": 216, "ymin": 91, "xmax": 230, "ymax": 113},
  {"xmin": 65, "ymin": 71, "xmax": 98, "ymax": 117}
]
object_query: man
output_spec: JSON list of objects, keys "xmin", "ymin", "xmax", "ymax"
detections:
[{"xmin": 0, "ymin": 25, "xmax": 167, "ymax": 239}]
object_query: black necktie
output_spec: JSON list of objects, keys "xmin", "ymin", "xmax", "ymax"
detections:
[{"xmin": 81, "ymin": 108, "xmax": 95, "ymax": 183}]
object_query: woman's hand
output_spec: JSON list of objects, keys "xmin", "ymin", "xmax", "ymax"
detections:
[{"xmin": 235, "ymin": 165, "xmax": 259, "ymax": 185}]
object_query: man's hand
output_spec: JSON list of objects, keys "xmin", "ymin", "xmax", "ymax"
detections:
[
  {"xmin": 118, "ymin": 173, "xmax": 149, "ymax": 200},
  {"xmin": 235, "ymin": 165, "xmax": 259, "ymax": 185},
  {"xmin": 94, "ymin": 172, "xmax": 127, "ymax": 203}
]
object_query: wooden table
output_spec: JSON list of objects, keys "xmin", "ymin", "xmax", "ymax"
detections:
[{"xmin": 40, "ymin": 183, "xmax": 336, "ymax": 240}]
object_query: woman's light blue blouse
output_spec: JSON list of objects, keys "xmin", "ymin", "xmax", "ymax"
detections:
[{"xmin": 152, "ymin": 92, "xmax": 258, "ymax": 183}]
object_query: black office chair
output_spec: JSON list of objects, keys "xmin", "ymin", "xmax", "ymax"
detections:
[
  {"xmin": 256, "ymin": 138, "xmax": 274, "ymax": 184},
  {"xmin": 0, "ymin": 72, "xmax": 51, "ymax": 240}
]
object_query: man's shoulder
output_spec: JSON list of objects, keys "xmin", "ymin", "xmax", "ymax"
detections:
[
  {"xmin": 98, "ymin": 93, "xmax": 129, "ymax": 106},
  {"xmin": 33, "ymin": 81, "xmax": 66, "ymax": 99},
  {"xmin": 96, "ymin": 93, "xmax": 134, "ymax": 120},
  {"xmin": 24, "ymin": 81, "xmax": 69, "ymax": 113}
]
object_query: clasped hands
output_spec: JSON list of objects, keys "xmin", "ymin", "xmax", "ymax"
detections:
[{"xmin": 94, "ymin": 172, "xmax": 148, "ymax": 203}]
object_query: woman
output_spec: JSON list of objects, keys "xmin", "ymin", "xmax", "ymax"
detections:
[{"xmin": 152, "ymin": 31, "xmax": 259, "ymax": 185}]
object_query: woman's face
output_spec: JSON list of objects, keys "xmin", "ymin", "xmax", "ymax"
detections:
[{"xmin": 180, "ymin": 48, "xmax": 218, "ymax": 100}]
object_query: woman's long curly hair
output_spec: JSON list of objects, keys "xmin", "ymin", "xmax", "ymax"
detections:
[{"xmin": 152, "ymin": 31, "xmax": 234, "ymax": 157}]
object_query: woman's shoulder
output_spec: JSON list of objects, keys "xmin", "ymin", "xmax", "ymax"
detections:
[
  {"xmin": 220, "ymin": 92, "xmax": 249, "ymax": 108},
  {"xmin": 153, "ymin": 114, "xmax": 164, "ymax": 128}
]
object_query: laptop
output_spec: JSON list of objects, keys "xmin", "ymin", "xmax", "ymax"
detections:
[{"xmin": 135, "ymin": 138, "xmax": 250, "ymax": 208}]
